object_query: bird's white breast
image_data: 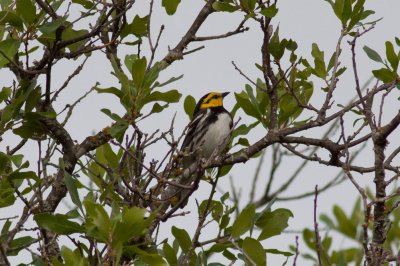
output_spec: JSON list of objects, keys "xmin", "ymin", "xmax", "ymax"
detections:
[{"xmin": 199, "ymin": 111, "xmax": 232, "ymax": 158}]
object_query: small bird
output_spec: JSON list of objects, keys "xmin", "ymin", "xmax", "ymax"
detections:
[{"xmin": 174, "ymin": 92, "xmax": 233, "ymax": 206}]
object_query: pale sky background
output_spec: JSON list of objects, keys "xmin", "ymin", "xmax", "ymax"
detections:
[{"xmin": 2, "ymin": 0, "xmax": 400, "ymax": 265}]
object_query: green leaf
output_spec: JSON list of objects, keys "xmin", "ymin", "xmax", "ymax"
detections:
[
  {"xmin": 95, "ymin": 86, "xmax": 122, "ymax": 99},
  {"xmin": 83, "ymin": 198, "xmax": 112, "ymax": 242},
  {"xmin": 13, "ymin": 120, "xmax": 47, "ymax": 140},
  {"xmin": 216, "ymin": 164, "xmax": 233, "ymax": 177},
  {"xmin": 341, "ymin": 0, "xmax": 352, "ymax": 25},
  {"xmin": 8, "ymin": 171, "xmax": 38, "ymax": 181},
  {"xmin": 0, "ymin": 152, "xmax": 10, "ymax": 174},
  {"xmin": 0, "ymin": 179, "xmax": 15, "ymax": 207},
  {"xmin": 108, "ymin": 122, "xmax": 129, "ymax": 143},
  {"xmin": 333, "ymin": 205, "xmax": 356, "ymax": 239},
  {"xmin": 162, "ymin": 0, "xmax": 181, "ymax": 15},
  {"xmin": 143, "ymin": 90, "xmax": 182, "ymax": 105},
  {"xmin": 240, "ymin": 0, "xmax": 256, "ymax": 12},
  {"xmin": 149, "ymin": 103, "xmax": 168, "ymax": 114},
  {"xmin": 152, "ymin": 74, "xmax": 183, "ymax": 89},
  {"xmin": 39, "ymin": 18, "xmax": 66, "ymax": 34},
  {"xmin": 130, "ymin": 56, "xmax": 147, "ymax": 88},
  {"xmin": 72, "ymin": 0, "xmax": 95, "ymax": 9},
  {"xmin": 184, "ymin": 95, "xmax": 196, "ymax": 119},
  {"xmin": 163, "ymin": 242, "xmax": 177, "ymax": 266},
  {"xmin": 0, "ymin": 11, "xmax": 23, "ymax": 30},
  {"xmin": 60, "ymin": 246, "xmax": 90, "ymax": 266},
  {"xmin": 212, "ymin": 2, "xmax": 239, "ymax": 12},
  {"xmin": 386, "ymin": 41, "xmax": 398, "ymax": 71},
  {"xmin": 129, "ymin": 246, "xmax": 167, "ymax": 266},
  {"xmin": 320, "ymin": 213, "xmax": 335, "ymax": 229},
  {"xmin": 395, "ymin": 37, "xmax": 400, "ymax": 47},
  {"xmin": 372, "ymin": 68, "xmax": 397, "ymax": 83},
  {"xmin": 34, "ymin": 213, "xmax": 84, "ymax": 235},
  {"xmin": 232, "ymin": 122, "xmax": 259, "ymax": 139},
  {"xmin": 260, "ymin": 5, "xmax": 278, "ymax": 18},
  {"xmin": 171, "ymin": 226, "xmax": 191, "ymax": 253},
  {"xmin": 64, "ymin": 170, "xmax": 83, "ymax": 213},
  {"xmin": 124, "ymin": 15, "xmax": 148, "ymax": 38},
  {"xmin": 333, "ymin": 0, "xmax": 344, "ymax": 20},
  {"xmin": 256, "ymin": 208, "xmax": 293, "ymax": 241},
  {"xmin": 265, "ymin": 249, "xmax": 293, "ymax": 257},
  {"xmin": 235, "ymin": 92, "xmax": 261, "ymax": 120},
  {"xmin": 0, "ymin": 87, "xmax": 11, "ymax": 103},
  {"xmin": 311, "ymin": 43, "xmax": 324, "ymax": 61},
  {"xmin": 113, "ymin": 207, "xmax": 152, "ymax": 244},
  {"xmin": 311, "ymin": 43, "xmax": 327, "ymax": 78},
  {"xmin": 1, "ymin": 219, "xmax": 12, "ymax": 241},
  {"xmin": 10, "ymin": 154, "xmax": 24, "ymax": 168},
  {"xmin": 236, "ymin": 137, "xmax": 250, "ymax": 146},
  {"xmin": 198, "ymin": 200, "xmax": 223, "ymax": 222},
  {"xmin": 16, "ymin": 0, "xmax": 36, "ymax": 25},
  {"xmin": 62, "ymin": 28, "xmax": 89, "ymax": 52},
  {"xmin": 0, "ymin": 39, "xmax": 21, "ymax": 68},
  {"xmin": 268, "ymin": 27, "xmax": 286, "ymax": 60},
  {"xmin": 231, "ymin": 204, "xmax": 255, "ymax": 238},
  {"xmin": 242, "ymin": 237, "xmax": 266, "ymax": 266},
  {"xmin": 100, "ymin": 108, "xmax": 126, "ymax": 123},
  {"xmin": 8, "ymin": 236, "xmax": 37, "ymax": 255},
  {"xmin": 363, "ymin": 45, "xmax": 383, "ymax": 63}
]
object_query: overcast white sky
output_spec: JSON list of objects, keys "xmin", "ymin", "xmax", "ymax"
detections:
[{"xmin": 3, "ymin": 0, "xmax": 400, "ymax": 264}]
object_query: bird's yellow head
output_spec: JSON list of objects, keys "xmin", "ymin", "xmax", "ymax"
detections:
[
  {"xmin": 192, "ymin": 92, "xmax": 230, "ymax": 116},
  {"xmin": 199, "ymin": 92, "xmax": 229, "ymax": 109}
]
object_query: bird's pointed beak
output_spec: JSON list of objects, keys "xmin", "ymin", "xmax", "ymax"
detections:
[{"xmin": 222, "ymin": 92, "xmax": 230, "ymax": 98}]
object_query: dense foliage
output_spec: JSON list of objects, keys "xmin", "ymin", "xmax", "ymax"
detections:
[{"xmin": 0, "ymin": 0, "xmax": 399, "ymax": 265}]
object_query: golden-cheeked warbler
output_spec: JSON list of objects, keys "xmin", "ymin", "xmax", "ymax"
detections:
[{"xmin": 175, "ymin": 92, "xmax": 233, "ymax": 206}]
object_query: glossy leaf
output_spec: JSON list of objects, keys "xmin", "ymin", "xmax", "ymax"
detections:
[
  {"xmin": 260, "ymin": 5, "xmax": 278, "ymax": 17},
  {"xmin": 130, "ymin": 56, "xmax": 147, "ymax": 88},
  {"xmin": 372, "ymin": 68, "xmax": 397, "ymax": 83},
  {"xmin": 256, "ymin": 208, "xmax": 293, "ymax": 241},
  {"xmin": 64, "ymin": 171, "xmax": 83, "ymax": 213},
  {"xmin": 163, "ymin": 242, "xmax": 178, "ymax": 266},
  {"xmin": 386, "ymin": 41, "xmax": 398, "ymax": 71},
  {"xmin": 72, "ymin": 0, "xmax": 95, "ymax": 9},
  {"xmin": 8, "ymin": 236, "xmax": 37, "ymax": 256},
  {"xmin": 39, "ymin": 18, "xmax": 66, "ymax": 34},
  {"xmin": 333, "ymin": 205, "xmax": 357, "ymax": 239},
  {"xmin": 0, "ymin": 39, "xmax": 21, "ymax": 68},
  {"xmin": 112, "ymin": 208, "xmax": 147, "ymax": 244},
  {"xmin": 0, "ymin": 87, "xmax": 11, "ymax": 103},
  {"xmin": 242, "ymin": 237, "xmax": 266, "ymax": 266},
  {"xmin": 61, "ymin": 246, "xmax": 90, "ymax": 266},
  {"xmin": 130, "ymin": 246, "xmax": 167, "ymax": 265},
  {"xmin": 0, "ymin": 179, "xmax": 15, "ymax": 207},
  {"xmin": 162, "ymin": 0, "xmax": 181, "ymax": 15},
  {"xmin": 123, "ymin": 15, "xmax": 148, "ymax": 38},
  {"xmin": 235, "ymin": 92, "xmax": 261, "ymax": 120},
  {"xmin": 143, "ymin": 90, "xmax": 182, "ymax": 105},
  {"xmin": 34, "ymin": 213, "xmax": 84, "ymax": 235},
  {"xmin": 184, "ymin": 95, "xmax": 196, "ymax": 119},
  {"xmin": 363, "ymin": 45, "xmax": 383, "ymax": 63},
  {"xmin": 212, "ymin": 2, "xmax": 239, "ymax": 12},
  {"xmin": 265, "ymin": 249, "xmax": 293, "ymax": 257},
  {"xmin": 16, "ymin": 0, "xmax": 36, "ymax": 25},
  {"xmin": 62, "ymin": 28, "xmax": 89, "ymax": 52},
  {"xmin": 0, "ymin": 11, "xmax": 24, "ymax": 30},
  {"xmin": 83, "ymin": 198, "xmax": 112, "ymax": 242},
  {"xmin": 95, "ymin": 86, "xmax": 122, "ymax": 99},
  {"xmin": 171, "ymin": 226, "xmax": 191, "ymax": 253},
  {"xmin": 231, "ymin": 204, "xmax": 255, "ymax": 238},
  {"xmin": 198, "ymin": 200, "xmax": 223, "ymax": 222}
]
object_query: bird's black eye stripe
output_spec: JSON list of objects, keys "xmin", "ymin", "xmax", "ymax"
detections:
[{"xmin": 204, "ymin": 94, "xmax": 220, "ymax": 104}]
